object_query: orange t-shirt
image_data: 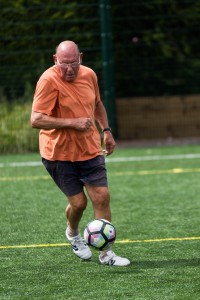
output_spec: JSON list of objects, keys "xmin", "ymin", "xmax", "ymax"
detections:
[{"xmin": 32, "ymin": 65, "xmax": 103, "ymax": 161}]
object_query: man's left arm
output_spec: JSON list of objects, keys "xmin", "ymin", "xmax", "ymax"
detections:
[{"xmin": 95, "ymin": 101, "xmax": 116, "ymax": 156}]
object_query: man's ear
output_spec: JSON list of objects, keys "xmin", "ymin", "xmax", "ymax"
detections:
[
  {"xmin": 53, "ymin": 55, "xmax": 57, "ymax": 64},
  {"xmin": 79, "ymin": 52, "xmax": 83, "ymax": 64}
]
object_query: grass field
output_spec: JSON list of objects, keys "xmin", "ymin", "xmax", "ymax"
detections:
[{"xmin": 0, "ymin": 144, "xmax": 200, "ymax": 300}]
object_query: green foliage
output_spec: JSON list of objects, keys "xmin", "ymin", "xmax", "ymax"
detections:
[
  {"xmin": 0, "ymin": 99, "xmax": 38, "ymax": 154},
  {"xmin": 1, "ymin": 1, "xmax": 200, "ymax": 101},
  {"xmin": 0, "ymin": 0, "xmax": 101, "ymax": 100},
  {"xmin": 112, "ymin": 0, "xmax": 200, "ymax": 96}
]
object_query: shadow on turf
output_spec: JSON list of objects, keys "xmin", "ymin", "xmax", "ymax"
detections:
[
  {"xmin": 134, "ymin": 258, "xmax": 200, "ymax": 269},
  {"xmin": 78, "ymin": 257, "xmax": 200, "ymax": 272},
  {"xmin": 80, "ymin": 259, "xmax": 144, "ymax": 273}
]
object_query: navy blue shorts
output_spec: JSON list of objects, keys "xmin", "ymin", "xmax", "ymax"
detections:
[{"xmin": 42, "ymin": 155, "xmax": 108, "ymax": 197}]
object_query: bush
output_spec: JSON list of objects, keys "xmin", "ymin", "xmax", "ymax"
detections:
[{"xmin": 0, "ymin": 101, "xmax": 39, "ymax": 154}]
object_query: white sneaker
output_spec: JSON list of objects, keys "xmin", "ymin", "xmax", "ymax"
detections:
[
  {"xmin": 65, "ymin": 230, "xmax": 92, "ymax": 260},
  {"xmin": 99, "ymin": 250, "xmax": 130, "ymax": 266}
]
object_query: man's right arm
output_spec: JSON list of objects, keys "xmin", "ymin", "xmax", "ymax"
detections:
[{"xmin": 30, "ymin": 111, "xmax": 92, "ymax": 131}]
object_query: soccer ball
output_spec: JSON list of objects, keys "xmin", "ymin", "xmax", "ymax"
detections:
[{"xmin": 84, "ymin": 219, "xmax": 116, "ymax": 250}]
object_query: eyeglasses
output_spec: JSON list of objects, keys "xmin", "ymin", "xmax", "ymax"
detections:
[{"xmin": 56, "ymin": 57, "xmax": 80, "ymax": 69}]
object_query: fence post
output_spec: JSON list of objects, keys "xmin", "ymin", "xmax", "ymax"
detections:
[{"xmin": 99, "ymin": 0, "xmax": 117, "ymax": 137}]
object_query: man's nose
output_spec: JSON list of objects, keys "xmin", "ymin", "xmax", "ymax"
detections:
[{"xmin": 66, "ymin": 65, "xmax": 73, "ymax": 71}]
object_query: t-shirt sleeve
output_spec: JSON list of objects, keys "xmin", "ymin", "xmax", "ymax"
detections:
[
  {"xmin": 32, "ymin": 78, "xmax": 58, "ymax": 116},
  {"xmin": 90, "ymin": 70, "xmax": 101, "ymax": 105}
]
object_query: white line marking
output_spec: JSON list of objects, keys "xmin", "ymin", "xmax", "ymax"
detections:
[
  {"xmin": 106, "ymin": 153, "xmax": 200, "ymax": 162},
  {"xmin": 1, "ymin": 153, "xmax": 200, "ymax": 168},
  {"xmin": 0, "ymin": 161, "xmax": 42, "ymax": 167}
]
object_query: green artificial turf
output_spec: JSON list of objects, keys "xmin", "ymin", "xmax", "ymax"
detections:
[{"xmin": 0, "ymin": 145, "xmax": 200, "ymax": 299}]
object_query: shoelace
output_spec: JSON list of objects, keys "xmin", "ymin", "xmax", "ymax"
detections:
[{"xmin": 72, "ymin": 238, "xmax": 87, "ymax": 250}]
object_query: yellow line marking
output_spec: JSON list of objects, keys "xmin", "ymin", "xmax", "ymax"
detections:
[
  {"xmin": 1, "ymin": 168, "xmax": 200, "ymax": 182},
  {"xmin": 116, "ymin": 236, "xmax": 200, "ymax": 243},
  {"xmin": 0, "ymin": 236, "xmax": 199, "ymax": 250},
  {"xmin": 111, "ymin": 168, "xmax": 200, "ymax": 176},
  {"xmin": 0, "ymin": 243, "xmax": 70, "ymax": 249}
]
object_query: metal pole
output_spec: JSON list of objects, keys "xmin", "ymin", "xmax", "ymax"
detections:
[{"xmin": 99, "ymin": 0, "xmax": 117, "ymax": 137}]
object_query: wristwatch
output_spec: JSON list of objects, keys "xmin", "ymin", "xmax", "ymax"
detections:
[{"xmin": 102, "ymin": 127, "xmax": 111, "ymax": 133}]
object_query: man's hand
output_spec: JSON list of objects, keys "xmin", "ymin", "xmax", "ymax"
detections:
[
  {"xmin": 73, "ymin": 117, "xmax": 92, "ymax": 131},
  {"xmin": 103, "ymin": 131, "xmax": 116, "ymax": 156}
]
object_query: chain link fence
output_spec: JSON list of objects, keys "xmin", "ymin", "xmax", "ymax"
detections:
[{"xmin": 1, "ymin": 1, "xmax": 200, "ymax": 153}]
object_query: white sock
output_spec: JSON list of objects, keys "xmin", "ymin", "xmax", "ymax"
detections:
[{"xmin": 66, "ymin": 225, "xmax": 79, "ymax": 238}]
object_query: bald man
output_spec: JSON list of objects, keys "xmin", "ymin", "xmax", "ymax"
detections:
[{"xmin": 31, "ymin": 40, "xmax": 130, "ymax": 266}]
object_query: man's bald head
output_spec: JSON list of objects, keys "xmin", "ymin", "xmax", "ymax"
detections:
[{"xmin": 56, "ymin": 41, "xmax": 80, "ymax": 58}]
